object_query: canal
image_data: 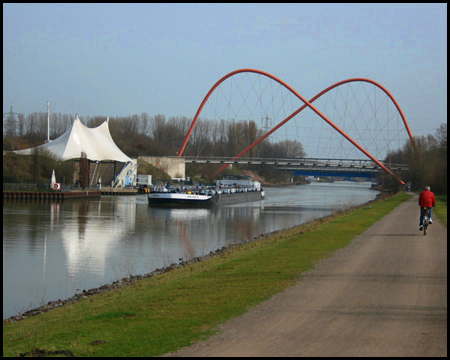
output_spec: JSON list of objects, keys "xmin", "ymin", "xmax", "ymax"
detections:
[{"xmin": 3, "ymin": 182, "xmax": 379, "ymax": 319}]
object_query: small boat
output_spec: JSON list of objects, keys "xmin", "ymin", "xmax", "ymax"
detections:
[{"xmin": 148, "ymin": 175, "xmax": 264, "ymax": 207}]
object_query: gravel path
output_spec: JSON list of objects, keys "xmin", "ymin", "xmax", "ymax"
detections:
[{"xmin": 166, "ymin": 194, "xmax": 447, "ymax": 357}]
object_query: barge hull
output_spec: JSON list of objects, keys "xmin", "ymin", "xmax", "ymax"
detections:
[
  {"xmin": 210, "ymin": 191, "xmax": 264, "ymax": 206},
  {"xmin": 147, "ymin": 198, "xmax": 213, "ymax": 208},
  {"xmin": 148, "ymin": 191, "xmax": 264, "ymax": 208}
]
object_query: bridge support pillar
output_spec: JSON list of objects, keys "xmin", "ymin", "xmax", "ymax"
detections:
[{"xmin": 138, "ymin": 156, "xmax": 186, "ymax": 179}]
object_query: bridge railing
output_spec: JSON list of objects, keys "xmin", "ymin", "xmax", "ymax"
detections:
[{"xmin": 176, "ymin": 156, "xmax": 408, "ymax": 171}]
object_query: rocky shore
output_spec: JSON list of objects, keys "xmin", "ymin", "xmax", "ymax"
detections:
[
  {"xmin": 3, "ymin": 241, "xmax": 252, "ymax": 324},
  {"xmin": 3, "ymin": 190, "xmax": 392, "ymax": 324}
]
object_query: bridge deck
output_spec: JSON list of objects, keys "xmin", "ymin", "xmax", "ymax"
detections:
[{"xmin": 178, "ymin": 156, "xmax": 408, "ymax": 173}]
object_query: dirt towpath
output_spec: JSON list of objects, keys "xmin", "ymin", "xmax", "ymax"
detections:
[{"xmin": 166, "ymin": 195, "xmax": 447, "ymax": 357}]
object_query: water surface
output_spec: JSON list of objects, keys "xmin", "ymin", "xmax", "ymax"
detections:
[{"xmin": 3, "ymin": 182, "xmax": 378, "ymax": 318}]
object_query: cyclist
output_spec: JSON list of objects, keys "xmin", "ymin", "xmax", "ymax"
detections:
[{"xmin": 418, "ymin": 186, "xmax": 436, "ymax": 231}]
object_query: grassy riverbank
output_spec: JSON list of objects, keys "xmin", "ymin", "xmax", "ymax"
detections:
[
  {"xmin": 434, "ymin": 194, "xmax": 447, "ymax": 227},
  {"xmin": 4, "ymin": 192, "xmax": 412, "ymax": 357}
]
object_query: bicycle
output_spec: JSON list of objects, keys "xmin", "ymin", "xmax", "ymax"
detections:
[{"xmin": 422, "ymin": 207, "xmax": 430, "ymax": 236}]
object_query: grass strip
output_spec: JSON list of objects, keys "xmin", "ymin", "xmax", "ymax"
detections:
[
  {"xmin": 433, "ymin": 194, "xmax": 447, "ymax": 227},
  {"xmin": 3, "ymin": 192, "xmax": 411, "ymax": 357}
]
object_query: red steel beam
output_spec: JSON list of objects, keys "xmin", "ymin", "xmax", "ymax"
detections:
[
  {"xmin": 180, "ymin": 69, "xmax": 415, "ymax": 185},
  {"xmin": 213, "ymin": 78, "xmax": 417, "ymax": 183}
]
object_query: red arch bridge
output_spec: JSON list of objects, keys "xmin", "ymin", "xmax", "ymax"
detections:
[{"xmin": 177, "ymin": 69, "xmax": 419, "ymax": 185}]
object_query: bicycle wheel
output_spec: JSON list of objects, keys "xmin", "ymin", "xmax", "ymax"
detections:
[{"xmin": 423, "ymin": 222, "xmax": 427, "ymax": 236}]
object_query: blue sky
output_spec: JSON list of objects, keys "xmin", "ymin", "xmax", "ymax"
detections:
[{"xmin": 3, "ymin": 3, "xmax": 447, "ymax": 137}]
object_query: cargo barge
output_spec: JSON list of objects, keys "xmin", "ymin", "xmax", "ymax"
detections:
[{"xmin": 148, "ymin": 175, "xmax": 264, "ymax": 207}]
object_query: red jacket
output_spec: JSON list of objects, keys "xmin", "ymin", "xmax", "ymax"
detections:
[{"xmin": 419, "ymin": 190, "xmax": 436, "ymax": 207}]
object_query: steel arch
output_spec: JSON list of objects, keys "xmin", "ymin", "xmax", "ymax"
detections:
[{"xmin": 179, "ymin": 69, "xmax": 417, "ymax": 185}]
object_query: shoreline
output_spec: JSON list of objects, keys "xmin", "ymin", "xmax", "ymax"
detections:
[{"xmin": 3, "ymin": 190, "xmax": 391, "ymax": 324}]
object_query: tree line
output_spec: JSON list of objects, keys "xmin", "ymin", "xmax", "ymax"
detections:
[
  {"xmin": 3, "ymin": 111, "xmax": 306, "ymax": 160},
  {"xmin": 3, "ymin": 112, "xmax": 306, "ymax": 184},
  {"xmin": 381, "ymin": 123, "xmax": 447, "ymax": 194},
  {"xmin": 3, "ymin": 111, "xmax": 446, "ymax": 193}
]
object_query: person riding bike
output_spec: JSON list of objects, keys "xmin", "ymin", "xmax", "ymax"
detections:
[{"xmin": 418, "ymin": 186, "xmax": 436, "ymax": 231}]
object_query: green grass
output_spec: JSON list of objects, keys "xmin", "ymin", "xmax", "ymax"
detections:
[
  {"xmin": 3, "ymin": 192, "xmax": 411, "ymax": 357},
  {"xmin": 434, "ymin": 194, "xmax": 447, "ymax": 227}
]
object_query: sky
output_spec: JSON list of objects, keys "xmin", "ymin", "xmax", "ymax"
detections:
[{"xmin": 3, "ymin": 3, "xmax": 447, "ymax": 137}]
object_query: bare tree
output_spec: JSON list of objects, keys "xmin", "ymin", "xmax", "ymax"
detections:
[
  {"xmin": 277, "ymin": 139, "xmax": 306, "ymax": 158},
  {"xmin": 17, "ymin": 113, "xmax": 25, "ymax": 137},
  {"xmin": 4, "ymin": 114, "xmax": 17, "ymax": 138},
  {"xmin": 139, "ymin": 112, "xmax": 151, "ymax": 136},
  {"xmin": 435, "ymin": 123, "xmax": 447, "ymax": 162},
  {"xmin": 79, "ymin": 152, "xmax": 89, "ymax": 189},
  {"xmin": 151, "ymin": 114, "xmax": 166, "ymax": 143}
]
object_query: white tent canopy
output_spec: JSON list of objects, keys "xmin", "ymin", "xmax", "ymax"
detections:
[{"xmin": 14, "ymin": 117, "xmax": 132, "ymax": 163}]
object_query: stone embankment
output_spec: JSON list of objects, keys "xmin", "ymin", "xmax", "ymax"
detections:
[{"xmin": 3, "ymin": 243, "xmax": 243, "ymax": 323}]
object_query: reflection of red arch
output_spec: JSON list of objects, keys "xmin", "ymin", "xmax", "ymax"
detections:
[{"xmin": 179, "ymin": 69, "xmax": 417, "ymax": 185}]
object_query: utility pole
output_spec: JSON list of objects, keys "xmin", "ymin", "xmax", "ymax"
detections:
[{"xmin": 3, "ymin": 105, "xmax": 21, "ymax": 138}]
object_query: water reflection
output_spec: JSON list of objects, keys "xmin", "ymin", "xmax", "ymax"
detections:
[{"xmin": 3, "ymin": 183, "xmax": 378, "ymax": 318}]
